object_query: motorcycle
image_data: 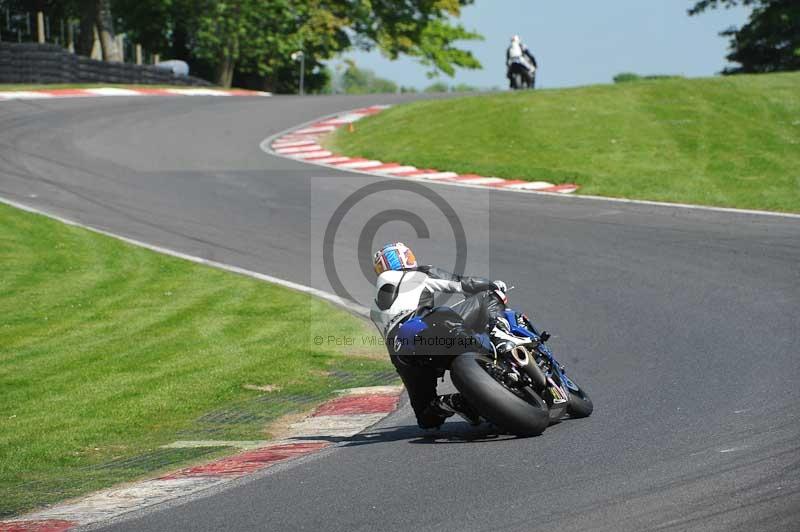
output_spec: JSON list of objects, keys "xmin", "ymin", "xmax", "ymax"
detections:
[
  {"xmin": 449, "ymin": 308, "xmax": 592, "ymax": 437},
  {"xmin": 507, "ymin": 58, "xmax": 536, "ymax": 90}
]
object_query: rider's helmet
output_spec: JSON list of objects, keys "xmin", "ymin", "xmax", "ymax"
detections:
[
  {"xmin": 373, "ymin": 242, "xmax": 417, "ymax": 275},
  {"xmin": 511, "ymin": 35, "xmax": 520, "ymax": 44}
]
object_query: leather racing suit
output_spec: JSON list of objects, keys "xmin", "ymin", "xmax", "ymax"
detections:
[{"xmin": 371, "ymin": 266, "xmax": 507, "ymax": 428}]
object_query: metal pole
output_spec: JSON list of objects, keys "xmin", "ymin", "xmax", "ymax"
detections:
[
  {"xmin": 135, "ymin": 43, "xmax": 142, "ymax": 65},
  {"xmin": 36, "ymin": 11, "xmax": 44, "ymax": 43},
  {"xmin": 68, "ymin": 20, "xmax": 74, "ymax": 52},
  {"xmin": 300, "ymin": 54, "xmax": 305, "ymax": 95}
]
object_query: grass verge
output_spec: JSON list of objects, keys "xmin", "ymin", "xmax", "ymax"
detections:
[
  {"xmin": 0, "ymin": 202, "xmax": 393, "ymax": 517},
  {"xmin": 327, "ymin": 72, "xmax": 800, "ymax": 213}
]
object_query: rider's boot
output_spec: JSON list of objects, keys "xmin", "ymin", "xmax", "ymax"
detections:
[{"xmin": 432, "ymin": 394, "xmax": 481, "ymax": 426}]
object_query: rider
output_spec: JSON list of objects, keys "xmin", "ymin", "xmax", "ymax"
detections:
[
  {"xmin": 370, "ymin": 242, "xmax": 511, "ymax": 430},
  {"xmin": 506, "ymin": 35, "xmax": 538, "ymax": 87}
]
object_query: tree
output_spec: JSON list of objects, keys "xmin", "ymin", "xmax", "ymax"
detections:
[
  {"xmin": 112, "ymin": 0, "xmax": 482, "ymax": 88},
  {"xmin": 95, "ymin": 0, "xmax": 121, "ymax": 61},
  {"xmin": 424, "ymin": 81, "xmax": 449, "ymax": 92},
  {"xmin": 338, "ymin": 61, "xmax": 397, "ymax": 94},
  {"xmin": 689, "ymin": 0, "xmax": 800, "ymax": 73}
]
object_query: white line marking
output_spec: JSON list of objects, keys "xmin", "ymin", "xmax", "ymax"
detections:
[
  {"xmin": 20, "ymin": 477, "xmax": 225, "ymax": 525},
  {"xmin": 272, "ymin": 140, "xmax": 317, "ymax": 148},
  {"xmin": 450, "ymin": 176, "xmax": 506, "ymax": 185},
  {"xmin": 374, "ymin": 166, "xmax": 418, "ymax": 174},
  {"xmin": 0, "ymin": 196, "xmax": 369, "ymax": 318},
  {"xmin": 84, "ymin": 88, "xmax": 142, "ymax": 96},
  {"xmin": 413, "ymin": 172, "xmax": 460, "ymax": 180},
  {"xmin": 165, "ymin": 88, "xmax": 231, "ymax": 96},
  {"xmin": 334, "ymin": 160, "xmax": 384, "ymax": 169},
  {"xmin": 275, "ymin": 145, "xmax": 322, "ymax": 154},
  {"xmin": 292, "ymin": 150, "xmax": 333, "ymax": 159},
  {"xmin": 0, "ymin": 91, "xmax": 55, "ymax": 99},
  {"xmin": 506, "ymin": 181, "xmax": 557, "ymax": 190},
  {"xmin": 306, "ymin": 156, "xmax": 351, "ymax": 164},
  {"xmin": 294, "ymin": 126, "xmax": 337, "ymax": 134},
  {"xmin": 289, "ymin": 414, "xmax": 388, "ymax": 438}
]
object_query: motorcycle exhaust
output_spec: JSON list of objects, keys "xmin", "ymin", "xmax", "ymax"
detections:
[
  {"xmin": 510, "ymin": 346, "xmax": 547, "ymax": 390},
  {"xmin": 509, "ymin": 345, "xmax": 530, "ymax": 366}
]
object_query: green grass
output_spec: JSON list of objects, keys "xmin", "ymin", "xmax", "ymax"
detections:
[
  {"xmin": 327, "ymin": 72, "xmax": 800, "ymax": 213},
  {"xmin": 0, "ymin": 203, "xmax": 392, "ymax": 517}
]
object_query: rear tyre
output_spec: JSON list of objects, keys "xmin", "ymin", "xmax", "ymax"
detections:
[
  {"xmin": 451, "ymin": 354, "xmax": 550, "ymax": 437},
  {"xmin": 567, "ymin": 387, "xmax": 593, "ymax": 418}
]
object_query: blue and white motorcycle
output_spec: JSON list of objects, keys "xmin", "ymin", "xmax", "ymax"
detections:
[{"xmin": 450, "ymin": 308, "xmax": 593, "ymax": 437}]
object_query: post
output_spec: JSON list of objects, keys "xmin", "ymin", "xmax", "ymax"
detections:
[
  {"xmin": 135, "ymin": 43, "xmax": 142, "ymax": 65},
  {"xmin": 153, "ymin": 53, "xmax": 160, "ymax": 64},
  {"xmin": 116, "ymin": 34, "xmax": 124, "ymax": 60},
  {"xmin": 36, "ymin": 11, "xmax": 44, "ymax": 43},
  {"xmin": 299, "ymin": 53, "xmax": 305, "ymax": 96},
  {"xmin": 291, "ymin": 51, "xmax": 305, "ymax": 96},
  {"xmin": 67, "ymin": 20, "xmax": 75, "ymax": 53}
]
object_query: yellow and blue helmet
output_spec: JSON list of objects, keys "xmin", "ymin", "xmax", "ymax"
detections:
[{"xmin": 373, "ymin": 242, "xmax": 417, "ymax": 275}]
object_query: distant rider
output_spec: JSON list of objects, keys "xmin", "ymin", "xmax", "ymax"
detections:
[
  {"xmin": 506, "ymin": 34, "xmax": 538, "ymax": 88},
  {"xmin": 370, "ymin": 242, "xmax": 511, "ymax": 430}
]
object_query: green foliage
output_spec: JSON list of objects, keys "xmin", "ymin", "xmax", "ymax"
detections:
[
  {"xmin": 106, "ymin": 0, "xmax": 482, "ymax": 88},
  {"xmin": 689, "ymin": 0, "xmax": 800, "ymax": 74},
  {"xmin": 327, "ymin": 72, "xmax": 800, "ymax": 213},
  {"xmin": 338, "ymin": 61, "xmax": 397, "ymax": 94},
  {"xmin": 423, "ymin": 81, "xmax": 479, "ymax": 92},
  {"xmin": 424, "ymin": 81, "xmax": 450, "ymax": 92},
  {"xmin": 613, "ymin": 72, "xmax": 641, "ymax": 83},
  {"xmin": 614, "ymin": 73, "xmax": 685, "ymax": 83},
  {"xmin": 451, "ymin": 83, "xmax": 479, "ymax": 92}
]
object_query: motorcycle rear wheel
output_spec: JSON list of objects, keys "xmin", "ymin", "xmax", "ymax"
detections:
[{"xmin": 451, "ymin": 353, "xmax": 550, "ymax": 437}]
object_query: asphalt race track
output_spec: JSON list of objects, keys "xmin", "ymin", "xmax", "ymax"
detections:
[{"xmin": 1, "ymin": 95, "xmax": 798, "ymax": 531}]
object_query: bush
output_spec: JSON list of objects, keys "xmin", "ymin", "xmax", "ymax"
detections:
[
  {"xmin": 613, "ymin": 72, "xmax": 641, "ymax": 83},
  {"xmin": 614, "ymin": 72, "xmax": 684, "ymax": 83}
]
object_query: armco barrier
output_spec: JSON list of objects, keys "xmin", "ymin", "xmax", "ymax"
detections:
[{"xmin": 0, "ymin": 43, "xmax": 211, "ymax": 86}]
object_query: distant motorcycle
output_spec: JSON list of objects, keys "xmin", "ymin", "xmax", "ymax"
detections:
[{"xmin": 508, "ymin": 57, "xmax": 536, "ymax": 90}]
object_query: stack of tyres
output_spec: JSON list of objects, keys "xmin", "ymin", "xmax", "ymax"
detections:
[{"xmin": 0, "ymin": 42, "xmax": 212, "ymax": 86}]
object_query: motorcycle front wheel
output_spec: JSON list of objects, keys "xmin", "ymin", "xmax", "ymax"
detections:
[
  {"xmin": 451, "ymin": 353, "xmax": 550, "ymax": 437},
  {"xmin": 567, "ymin": 384, "xmax": 593, "ymax": 418}
]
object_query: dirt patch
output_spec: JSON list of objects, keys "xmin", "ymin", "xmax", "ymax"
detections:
[
  {"xmin": 262, "ymin": 409, "xmax": 318, "ymax": 441},
  {"xmin": 242, "ymin": 384, "xmax": 281, "ymax": 393}
]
